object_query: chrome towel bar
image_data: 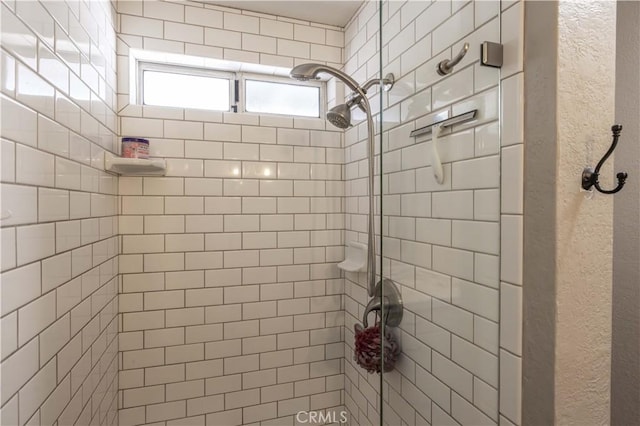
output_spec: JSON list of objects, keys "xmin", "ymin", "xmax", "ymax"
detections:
[{"xmin": 409, "ymin": 109, "xmax": 478, "ymax": 138}]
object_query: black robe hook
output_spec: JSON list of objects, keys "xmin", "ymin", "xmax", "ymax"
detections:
[{"xmin": 581, "ymin": 124, "xmax": 628, "ymax": 194}]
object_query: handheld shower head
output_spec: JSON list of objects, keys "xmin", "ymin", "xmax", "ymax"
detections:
[
  {"xmin": 290, "ymin": 63, "xmax": 361, "ymax": 93},
  {"xmin": 326, "ymin": 104, "xmax": 351, "ymax": 129}
]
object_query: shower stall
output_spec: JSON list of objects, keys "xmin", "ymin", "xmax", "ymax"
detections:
[{"xmin": 0, "ymin": 0, "xmax": 522, "ymax": 425}]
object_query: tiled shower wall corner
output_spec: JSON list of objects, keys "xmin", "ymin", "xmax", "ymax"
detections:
[
  {"xmin": 0, "ymin": 0, "xmax": 120, "ymax": 425},
  {"xmin": 342, "ymin": 1, "xmax": 524, "ymax": 426},
  {"xmin": 498, "ymin": 1, "xmax": 524, "ymax": 424},
  {"xmin": 115, "ymin": 1, "xmax": 347, "ymax": 425}
]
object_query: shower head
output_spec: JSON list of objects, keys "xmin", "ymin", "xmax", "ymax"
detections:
[
  {"xmin": 290, "ymin": 63, "xmax": 362, "ymax": 93},
  {"xmin": 326, "ymin": 104, "xmax": 352, "ymax": 129},
  {"xmin": 291, "ymin": 63, "xmax": 394, "ymax": 130}
]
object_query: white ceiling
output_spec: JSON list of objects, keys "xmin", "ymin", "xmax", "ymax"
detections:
[{"xmin": 204, "ymin": 1, "xmax": 364, "ymax": 27}]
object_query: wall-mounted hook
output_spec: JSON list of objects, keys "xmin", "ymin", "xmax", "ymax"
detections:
[
  {"xmin": 581, "ymin": 124, "xmax": 628, "ymax": 194},
  {"xmin": 437, "ymin": 42, "xmax": 469, "ymax": 76}
]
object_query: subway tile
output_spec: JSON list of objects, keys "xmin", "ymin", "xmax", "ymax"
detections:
[
  {"xmin": 277, "ymin": 39, "xmax": 310, "ymax": 58},
  {"xmin": 500, "ymin": 349, "xmax": 522, "ymax": 424},
  {"xmin": 432, "ymin": 351, "xmax": 472, "ymax": 401},
  {"xmin": 165, "ymin": 197, "xmax": 204, "ymax": 214},
  {"xmin": 1, "ymin": 261, "xmax": 41, "ymax": 316},
  {"xmin": 146, "ymin": 400, "xmax": 186, "ymax": 423},
  {"xmin": 187, "ymin": 394, "xmax": 224, "ymax": 417},
  {"xmin": 475, "ymin": 189, "xmax": 500, "ymax": 221},
  {"xmin": 0, "ymin": 338, "xmax": 38, "ymax": 406},
  {"xmin": 185, "ymin": 6, "xmax": 222, "ymax": 28},
  {"xmin": 224, "ymin": 12, "xmax": 259, "ymax": 34},
  {"xmin": 16, "ymin": 63, "xmax": 55, "ymax": 118},
  {"xmin": 165, "ymin": 22, "xmax": 203, "ymax": 44},
  {"xmin": 165, "ymin": 342, "xmax": 204, "ymax": 365},
  {"xmin": 224, "ymin": 179, "xmax": 260, "ymax": 196},
  {"xmin": 452, "ymin": 335, "xmax": 498, "ymax": 387},
  {"xmin": 452, "ymin": 220, "xmax": 500, "ymax": 255},
  {"xmin": 38, "ymin": 113, "xmax": 69, "ymax": 157},
  {"xmin": 474, "ymin": 376, "xmax": 499, "ymax": 421},
  {"xmin": 16, "ymin": 223, "xmax": 55, "ymax": 266},
  {"xmin": 501, "ymin": 144, "xmax": 524, "ymax": 214},
  {"xmin": 432, "ymin": 3, "xmax": 474, "ymax": 53},
  {"xmin": 1, "ymin": 95, "xmax": 37, "ymax": 146},
  {"xmin": 501, "ymin": 215, "xmax": 523, "ymax": 285},
  {"xmin": 260, "ymin": 18, "xmax": 293, "ymax": 39},
  {"xmin": 41, "ymin": 252, "xmax": 71, "ymax": 292},
  {"xmin": 206, "ymin": 409, "xmax": 243, "ymax": 425},
  {"xmin": 261, "ymin": 145, "xmax": 293, "ymax": 162},
  {"xmin": 500, "ymin": 282, "xmax": 522, "ymax": 356},
  {"xmin": 18, "ymin": 358, "xmax": 56, "ymax": 424},
  {"xmin": 432, "ymin": 298, "xmax": 473, "ymax": 341},
  {"xmin": 123, "ymin": 385, "xmax": 165, "ymax": 408},
  {"xmin": 452, "ymin": 278, "xmax": 499, "ymax": 321},
  {"xmin": 15, "ymin": 144, "xmax": 54, "ymax": 187},
  {"xmin": 1, "ymin": 8, "xmax": 38, "ymax": 70},
  {"xmin": 166, "ymin": 307, "xmax": 205, "ymax": 328},
  {"xmin": 501, "ymin": 1, "xmax": 524, "ymax": 77},
  {"xmin": 432, "ymin": 190, "xmax": 473, "ymax": 219},
  {"xmin": 451, "ymin": 391, "xmax": 495, "ymax": 426},
  {"xmin": 415, "ymin": 316, "xmax": 451, "ymax": 358},
  {"xmin": 433, "ymin": 246, "xmax": 474, "ymax": 281},
  {"xmin": 1, "ymin": 184, "xmax": 38, "ymax": 226},
  {"xmin": 224, "ymin": 388, "xmax": 260, "ymax": 410}
]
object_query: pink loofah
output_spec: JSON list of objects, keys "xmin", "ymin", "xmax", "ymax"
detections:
[{"xmin": 354, "ymin": 323, "xmax": 400, "ymax": 373}]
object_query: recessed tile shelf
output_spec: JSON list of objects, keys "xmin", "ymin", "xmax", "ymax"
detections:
[{"xmin": 104, "ymin": 152, "xmax": 166, "ymax": 176}]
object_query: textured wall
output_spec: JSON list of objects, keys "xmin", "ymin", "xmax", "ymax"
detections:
[
  {"xmin": 523, "ymin": 1, "xmax": 617, "ymax": 424},
  {"xmin": 0, "ymin": 0, "xmax": 120, "ymax": 424},
  {"xmin": 340, "ymin": 1, "xmax": 523, "ymax": 425},
  {"xmin": 555, "ymin": 2, "xmax": 615, "ymax": 423},
  {"xmin": 115, "ymin": 1, "xmax": 347, "ymax": 425},
  {"xmin": 612, "ymin": 1, "xmax": 640, "ymax": 424}
]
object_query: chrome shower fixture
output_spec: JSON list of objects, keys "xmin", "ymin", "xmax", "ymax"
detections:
[
  {"xmin": 326, "ymin": 103, "xmax": 352, "ymax": 129},
  {"xmin": 289, "ymin": 63, "xmax": 395, "ymax": 297},
  {"xmin": 289, "ymin": 63, "xmax": 362, "ymax": 92},
  {"xmin": 290, "ymin": 63, "xmax": 395, "ymax": 129},
  {"xmin": 326, "ymin": 92, "xmax": 365, "ymax": 129}
]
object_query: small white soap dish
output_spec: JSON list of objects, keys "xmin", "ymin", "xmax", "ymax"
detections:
[{"xmin": 337, "ymin": 242, "xmax": 367, "ymax": 272}]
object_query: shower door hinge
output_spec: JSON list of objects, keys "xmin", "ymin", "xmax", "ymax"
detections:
[{"xmin": 481, "ymin": 41, "xmax": 503, "ymax": 68}]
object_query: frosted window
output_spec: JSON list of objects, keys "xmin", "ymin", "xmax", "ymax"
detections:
[
  {"xmin": 245, "ymin": 79, "xmax": 320, "ymax": 117},
  {"xmin": 143, "ymin": 71, "xmax": 230, "ymax": 111}
]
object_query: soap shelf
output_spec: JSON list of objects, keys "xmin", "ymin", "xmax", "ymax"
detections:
[
  {"xmin": 104, "ymin": 152, "xmax": 166, "ymax": 176},
  {"xmin": 338, "ymin": 241, "xmax": 367, "ymax": 272}
]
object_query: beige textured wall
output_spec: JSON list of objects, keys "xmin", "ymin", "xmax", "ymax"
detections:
[
  {"xmin": 524, "ymin": 1, "xmax": 617, "ymax": 424},
  {"xmin": 555, "ymin": 2, "xmax": 616, "ymax": 423}
]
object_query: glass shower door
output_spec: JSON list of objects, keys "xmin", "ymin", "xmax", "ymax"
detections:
[{"xmin": 379, "ymin": 1, "xmax": 503, "ymax": 425}]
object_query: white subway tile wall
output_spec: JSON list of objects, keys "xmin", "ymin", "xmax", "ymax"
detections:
[
  {"xmin": 341, "ymin": 1, "xmax": 522, "ymax": 426},
  {"xmin": 0, "ymin": 1, "xmax": 119, "ymax": 426},
  {"xmin": 0, "ymin": 0, "xmax": 525, "ymax": 424},
  {"xmin": 116, "ymin": 1, "xmax": 346, "ymax": 425}
]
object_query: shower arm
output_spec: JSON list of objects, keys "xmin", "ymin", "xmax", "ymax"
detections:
[{"xmin": 360, "ymin": 74, "xmax": 394, "ymax": 93}]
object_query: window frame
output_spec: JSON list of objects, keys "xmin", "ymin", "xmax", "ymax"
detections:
[
  {"xmin": 239, "ymin": 72, "xmax": 324, "ymax": 118},
  {"xmin": 137, "ymin": 61, "xmax": 235, "ymax": 112},
  {"xmin": 136, "ymin": 60, "xmax": 325, "ymax": 118}
]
